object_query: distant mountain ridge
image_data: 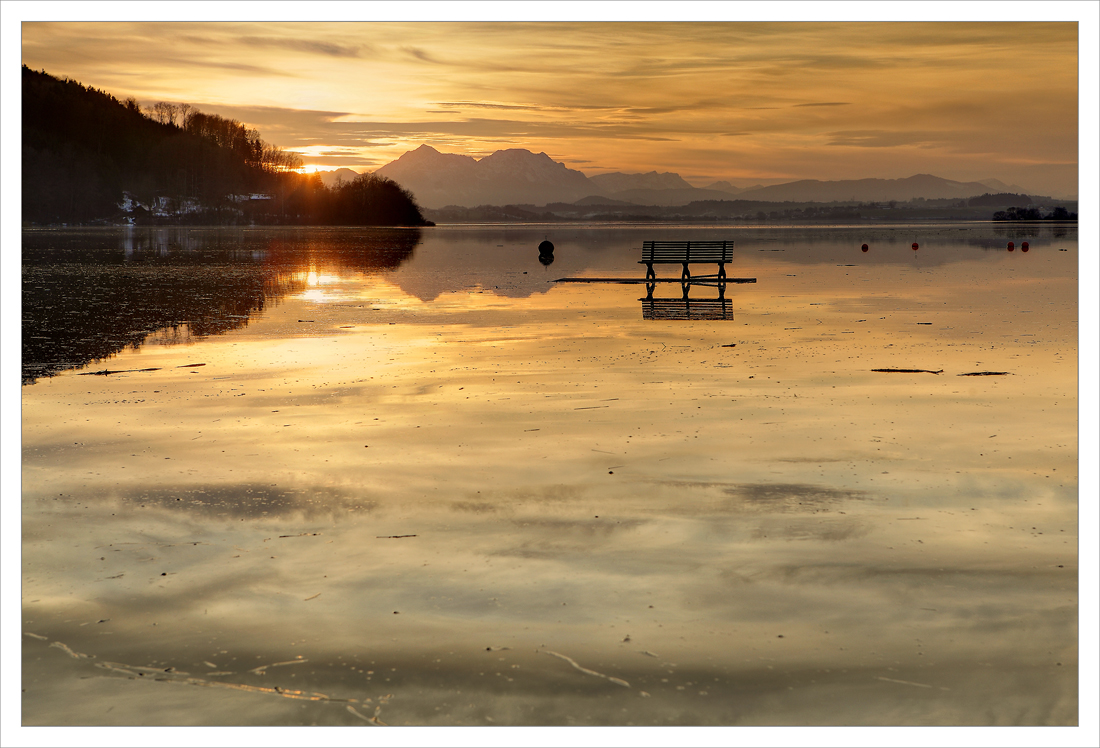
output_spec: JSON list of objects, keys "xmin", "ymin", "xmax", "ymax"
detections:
[
  {"xmin": 375, "ymin": 145, "xmax": 593, "ymax": 209},
  {"xmin": 317, "ymin": 168, "xmax": 362, "ymax": 188},
  {"xmin": 588, "ymin": 171, "xmax": 693, "ymax": 192},
  {"xmin": 372, "ymin": 145, "xmax": 1050, "ymax": 209},
  {"xmin": 733, "ymin": 174, "xmax": 1023, "ymax": 203}
]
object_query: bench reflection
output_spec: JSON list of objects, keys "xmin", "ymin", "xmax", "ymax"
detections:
[{"xmin": 640, "ymin": 280, "xmax": 736, "ymax": 320}]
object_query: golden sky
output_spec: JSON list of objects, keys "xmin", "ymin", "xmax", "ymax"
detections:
[{"xmin": 15, "ymin": 17, "xmax": 1087, "ymax": 196}]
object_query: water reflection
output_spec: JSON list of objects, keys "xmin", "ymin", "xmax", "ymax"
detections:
[
  {"xmin": 20, "ymin": 223, "xmax": 1078, "ymax": 727},
  {"xmin": 640, "ymin": 280, "xmax": 740, "ymax": 320},
  {"xmin": 22, "ymin": 227, "xmax": 421, "ymax": 383},
  {"xmin": 23, "ymin": 224, "xmax": 1077, "ymax": 382},
  {"xmin": 640, "ymin": 295, "xmax": 734, "ymax": 320}
]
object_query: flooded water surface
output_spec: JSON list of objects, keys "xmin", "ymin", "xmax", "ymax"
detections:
[{"xmin": 21, "ymin": 224, "xmax": 1079, "ymax": 726}]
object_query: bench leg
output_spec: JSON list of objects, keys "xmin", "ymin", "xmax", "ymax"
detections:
[
  {"xmin": 645, "ymin": 264, "xmax": 655, "ymax": 282},
  {"xmin": 718, "ymin": 263, "xmax": 726, "ymax": 281},
  {"xmin": 681, "ymin": 263, "xmax": 690, "ymax": 282}
]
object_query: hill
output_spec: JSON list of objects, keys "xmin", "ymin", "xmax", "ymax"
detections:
[{"xmin": 22, "ymin": 67, "xmax": 430, "ymax": 227}]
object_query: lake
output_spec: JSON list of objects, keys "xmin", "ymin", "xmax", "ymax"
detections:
[{"xmin": 20, "ymin": 223, "xmax": 1079, "ymax": 727}]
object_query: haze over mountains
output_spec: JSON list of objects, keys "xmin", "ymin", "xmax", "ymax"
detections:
[{"xmin": 365, "ymin": 145, "xmax": 1042, "ymax": 210}]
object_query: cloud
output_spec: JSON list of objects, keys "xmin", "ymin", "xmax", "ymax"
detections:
[
  {"xmin": 402, "ymin": 46, "xmax": 447, "ymax": 65},
  {"xmin": 825, "ymin": 130, "xmax": 954, "ymax": 148},
  {"xmin": 237, "ymin": 35, "xmax": 366, "ymax": 58},
  {"xmin": 158, "ymin": 57, "xmax": 296, "ymax": 77},
  {"xmin": 203, "ymin": 103, "xmax": 686, "ymax": 146},
  {"xmin": 794, "ymin": 102, "xmax": 852, "ymax": 108},
  {"xmin": 437, "ymin": 102, "xmax": 547, "ymax": 111}
]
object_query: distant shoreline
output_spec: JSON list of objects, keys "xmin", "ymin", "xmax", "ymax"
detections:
[{"xmin": 20, "ymin": 218, "xmax": 1077, "ymax": 230}]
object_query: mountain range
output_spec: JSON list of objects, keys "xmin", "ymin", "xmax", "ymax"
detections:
[{"xmin": 343, "ymin": 145, "xmax": 1041, "ymax": 209}]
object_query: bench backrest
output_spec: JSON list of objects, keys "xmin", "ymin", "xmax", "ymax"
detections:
[{"xmin": 641, "ymin": 240, "xmax": 734, "ymax": 263}]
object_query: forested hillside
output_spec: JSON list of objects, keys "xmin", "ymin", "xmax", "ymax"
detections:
[{"xmin": 21, "ymin": 67, "xmax": 430, "ymax": 227}]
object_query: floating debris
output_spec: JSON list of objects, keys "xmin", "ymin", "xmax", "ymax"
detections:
[
  {"xmin": 872, "ymin": 368, "xmax": 943, "ymax": 374},
  {"xmin": 79, "ymin": 367, "xmax": 160, "ymax": 376},
  {"xmin": 544, "ymin": 650, "xmax": 630, "ymax": 688},
  {"xmin": 876, "ymin": 676, "xmax": 934, "ymax": 689},
  {"xmin": 958, "ymin": 371, "xmax": 1009, "ymax": 376}
]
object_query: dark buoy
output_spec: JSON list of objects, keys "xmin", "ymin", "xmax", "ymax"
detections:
[
  {"xmin": 861, "ymin": 243, "xmax": 869, "ymax": 252},
  {"xmin": 538, "ymin": 238, "xmax": 555, "ymax": 266},
  {"xmin": 1007, "ymin": 241, "xmax": 1014, "ymax": 250},
  {"xmin": 912, "ymin": 242, "xmax": 919, "ymax": 250},
  {"xmin": 1021, "ymin": 241, "xmax": 1029, "ymax": 252}
]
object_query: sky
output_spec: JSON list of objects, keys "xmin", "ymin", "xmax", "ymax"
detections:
[{"xmin": 12, "ymin": 7, "xmax": 1092, "ymax": 198}]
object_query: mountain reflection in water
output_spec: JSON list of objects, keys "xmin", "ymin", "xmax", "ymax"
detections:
[{"xmin": 21, "ymin": 227, "xmax": 422, "ymax": 383}]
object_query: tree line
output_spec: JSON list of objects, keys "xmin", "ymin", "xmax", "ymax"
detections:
[
  {"xmin": 993, "ymin": 206, "xmax": 1076, "ymax": 222},
  {"xmin": 22, "ymin": 66, "xmax": 430, "ymax": 227}
]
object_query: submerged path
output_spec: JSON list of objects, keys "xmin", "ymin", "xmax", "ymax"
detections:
[{"xmin": 552, "ymin": 277, "xmax": 757, "ymax": 284}]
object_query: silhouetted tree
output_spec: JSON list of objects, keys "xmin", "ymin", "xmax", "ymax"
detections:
[{"xmin": 325, "ymin": 174, "xmax": 429, "ymax": 226}]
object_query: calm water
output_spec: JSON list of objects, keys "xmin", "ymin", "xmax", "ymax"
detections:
[{"xmin": 21, "ymin": 224, "xmax": 1079, "ymax": 727}]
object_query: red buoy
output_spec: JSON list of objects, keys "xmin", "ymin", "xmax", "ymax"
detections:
[
  {"xmin": 861, "ymin": 243, "xmax": 869, "ymax": 252},
  {"xmin": 1007, "ymin": 241, "xmax": 1014, "ymax": 250},
  {"xmin": 912, "ymin": 242, "xmax": 919, "ymax": 250},
  {"xmin": 1021, "ymin": 241, "xmax": 1029, "ymax": 251}
]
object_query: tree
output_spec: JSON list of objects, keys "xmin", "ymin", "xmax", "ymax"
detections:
[
  {"xmin": 149, "ymin": 101, "xmax": 180, "ymax": 126},
  {"xmin": 326, "ymin": 173, "xmax": 429, "ymax": 226}
]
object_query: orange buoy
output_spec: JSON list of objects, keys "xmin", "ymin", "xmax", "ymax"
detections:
[
  {"xmin": 1021, "ymin": 241, "xmax": 1029, "ymax": 251},
  {"xmin": 861, "ymin": 243, "xmax": 869, "ymax": 252},
  {"xmin": 912, "ymin": 242, "xmax": 919, "ymax": 250}
]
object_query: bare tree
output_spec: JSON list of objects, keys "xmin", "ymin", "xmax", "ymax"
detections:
[{"xmin": 149, "ymin": 101, "xmax": 181, "ymax": 126}]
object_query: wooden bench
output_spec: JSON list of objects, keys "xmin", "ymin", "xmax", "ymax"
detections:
[{"xmin": 639, "ymin": 240, "xmax": 734, "ymax": 282}]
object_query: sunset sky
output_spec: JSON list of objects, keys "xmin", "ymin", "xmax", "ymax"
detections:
[{"xmin": 9, "ymin": 8, "xmax": 1096, "ymax": 197}]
